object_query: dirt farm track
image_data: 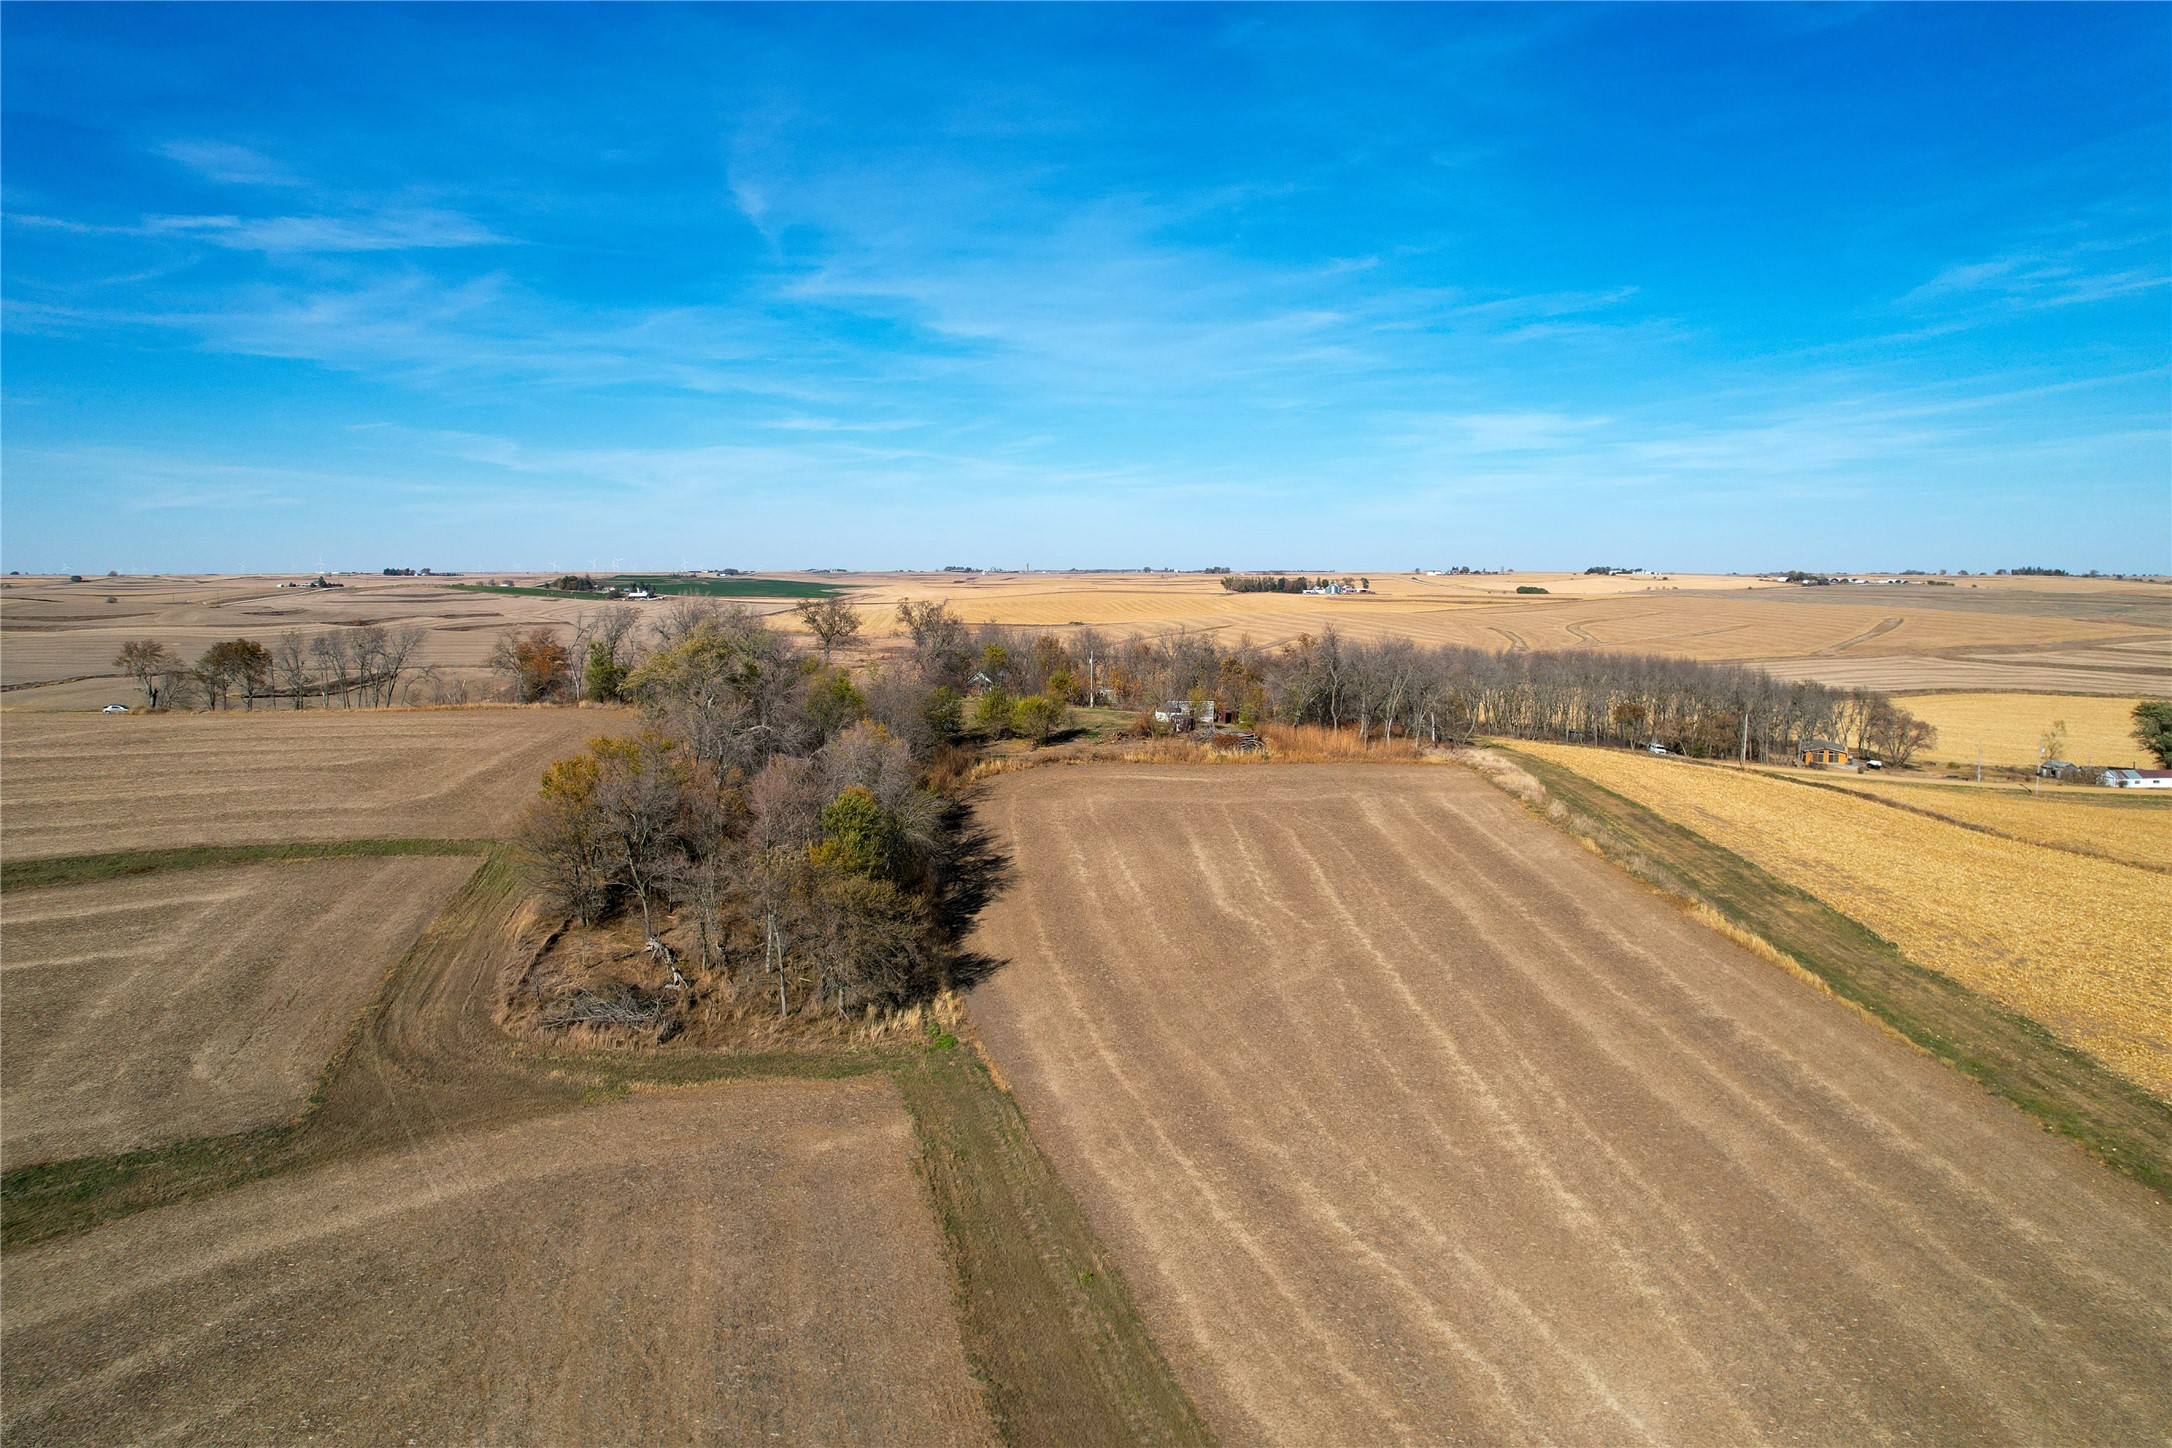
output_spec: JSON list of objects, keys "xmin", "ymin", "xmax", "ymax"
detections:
[{"xmin": 967, "ymin": 765, "xmax": 2172, "ymax": 1447}]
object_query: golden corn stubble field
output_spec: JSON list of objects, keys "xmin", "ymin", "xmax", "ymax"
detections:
[
  {"xmin": 1797, "ymin": 771, "xmax": 2172, "ymax": 873},
  {"xmin": 5, "ymin": 569, "xmax": 2166, "ymax": 706},
  {"xmin": 1514, "ymin": 741, "xmax": 2172, "ymax": 1101},
  {"xmin": 1891, "ymin": 690, "xmax": 2158, "ymax": 769},
  {"xmin": 1, "ymin": 857, "xmax": 477, "ymax": 1165},
  {"xmin": 966, "ymin": 765, "xmax": 2172, "ymax": 1447}
]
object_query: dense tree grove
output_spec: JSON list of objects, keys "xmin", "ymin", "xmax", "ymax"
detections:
[
  {"xmin": 520, "ymin": 599, "xmax": 997, "ymax": 1024},
  {"xmin": 1219, "ymin": 573, "xmax": 1314, "ymax": 593}
]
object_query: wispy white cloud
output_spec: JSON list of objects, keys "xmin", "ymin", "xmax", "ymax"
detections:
[
  {"xmin": 8, "ymin": 206, "xmax": 505, "ymax": 253},
  {"xmin": 1900, "ymin": 243, "xmax": 2170, "ymax": 312},
  {"xmin": 760, "ymin": 414, "xmax": 929, "ymax": 433},
  {"xmin": 156, "ymin": 140, "xmax": 303, "ymax": 188}
]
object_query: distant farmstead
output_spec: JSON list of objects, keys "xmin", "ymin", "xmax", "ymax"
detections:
[{"xmin": 1799, "ymin": 738, "xmax": 1853, "ymax": 767}]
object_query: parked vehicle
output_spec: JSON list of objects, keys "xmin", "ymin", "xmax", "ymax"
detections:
[
  {"xmin": 101, "ymin": 703, "xmax": 130, "ymax": 713},
  {"xmin": 1646, "ymin": 743, "xmax": 1668, "ymax": 755}
]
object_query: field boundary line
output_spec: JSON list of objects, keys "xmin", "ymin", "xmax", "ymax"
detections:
[
  {"xmin": 1814, "ymin": 614, "xmax": 1905, "ymax": 655},
  {"xmin": 1477, "ymin": 745, "xmax": 2172, "ymax": 1200},
  {"xmin": 0, "ymin": 837, "xmax": 500, "ymax": 892},
  {"xmin": 0, "ymin": 672, "xmax": 125, "ymax": 692}
]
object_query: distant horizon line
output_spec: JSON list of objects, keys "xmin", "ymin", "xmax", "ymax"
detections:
[{"xmin": 6, "ymin": 565, "xmax": 2166, "ymax": 583}]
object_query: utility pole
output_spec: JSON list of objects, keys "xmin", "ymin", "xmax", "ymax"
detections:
[{"xmin": 1740, "ymin": 710, "xmax": 1750, "ymax": 770}]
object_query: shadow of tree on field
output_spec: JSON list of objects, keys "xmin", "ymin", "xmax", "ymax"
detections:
[{"xmin": 935, "ymin": 797, "xmax": 1014, "ymax": 992}]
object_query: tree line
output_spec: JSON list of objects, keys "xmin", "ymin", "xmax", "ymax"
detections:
[
  {"xmin": 113, "ymin": 625, "xmax": 432, "ymax": 710},
  {"xmin": 882, "ymin": 612, "xmax": 1938, "ymax": 765}
]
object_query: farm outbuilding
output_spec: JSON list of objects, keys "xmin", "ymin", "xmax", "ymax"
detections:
[
  {"xmin": 1152, "ymin": 698, "xmax": 1229, "ymax": 729},
  {"xmin": 2103, "ymin": 768, "xmax": 2172, "ymax": 790},
  {"xmin": 1799, "ymin": 739, "xmax": 1853, "ymax": 767}
]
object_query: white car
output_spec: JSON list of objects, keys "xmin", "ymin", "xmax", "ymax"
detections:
[
  {"xmin": 1646, "ymin": 743, "xmax": 1668, "ymax": 755},
  {"xmin": 102, "ymin": 703, "xmax": 130, "ymax": 713}
]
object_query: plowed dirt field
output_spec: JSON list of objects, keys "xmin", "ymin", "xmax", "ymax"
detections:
[
  {"xmin": 0, "ymin": 708, "xmax": 629, "ymax": 859},
  {"xmin": 0, "ymin": 1078, "xmax": 996, "ymax": 1447},
  {"xmin": 967, "ymin": 765, "xmax": 2172, "ymax": 1447},
  {"xmin": 0, "ymin": 857, "xmax": 477, "ymax": 1166}
]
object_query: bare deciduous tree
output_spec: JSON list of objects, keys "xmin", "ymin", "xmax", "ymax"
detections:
[
  {"xmin": 114, "ymin": 640, "xmax": 180, "ymax": 708},
  {"xmin": 376, "ymin": 624, "xmax": 426, "ymax": 706},
  {"xmin": 652, "ymin": 596, "xmax": 723, "ymax": 650},
  {"xmin": 311, "ymin": 632, "xmax": 353, "ymax": 707},
  {"xmin": 272, "ymin": 630, "xmax": 313, "ymax": 709},
  {"xmin": 795, "ymin": 595, "xmax": 863, "ymax": 662}
]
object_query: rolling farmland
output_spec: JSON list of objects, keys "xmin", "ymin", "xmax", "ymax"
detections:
[
  {"xmin": 0, "ymin": 703, "xmax": 1201, "ymax": 1442},
  {"xmin": 966, "ymin": 765, "xmax": 2172, "ymax": 1447},
  {"xmin": 1514, "ymin": 743, "xmax": 2172, "ymax": 1100},
  {"xmin": 7, "ymin": 570, "xmax": 2165, "ymax": 710},
  {"xmin": 0, "ymin": 857, "xmax": 478, "ymax": 1166},
  {"xmin": 1, "ymin": 1079, "xmax": 997, "ymax": 1447},
  {"xmin": 0, "ymin": 708, "xmax": 629, "ymax": 860},
  {"xmin": 3, "ymin": 568, "xmax": 2167, "ymax": 1443},
  {"xmin": 876, "ymin": 571, "xmax": 2154, "ymax": 670}
]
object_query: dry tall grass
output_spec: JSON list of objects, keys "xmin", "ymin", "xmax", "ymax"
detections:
[
  {"xmin": 1258, "ymin": 723, "xmax": 1428, "ymax": 761},
  {"xmin": 1516, "ymin": 741, "xmax": 2172, "ymax": 1101}
]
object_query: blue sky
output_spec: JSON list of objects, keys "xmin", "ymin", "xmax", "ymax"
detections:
[{"xmin": 4, "ymin": 4, "xmax": 2167, "ymax": 574}]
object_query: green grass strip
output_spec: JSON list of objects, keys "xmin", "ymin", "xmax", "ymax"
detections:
[
  {"xmin": 1501, "ymin": 746, "xmax": 2172, "ymax": 1200},
  {"xmin": 896, "ymin": 1030, "xmax": 1216, "ymax": 1448},
  {"xmin": 2, "ymin": 838, "xmax": 499, "ymax": 892}
]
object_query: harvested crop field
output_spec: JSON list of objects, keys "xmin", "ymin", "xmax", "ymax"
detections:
[
  {"xmin": 0, "ymin": 708, "xmax": 629, "ymax": 860},
  {"xmin": 1516, "ymin": 743, "xmax": 2172, "ymax": 1099},
  {"xmin": 1804, "ymin": 774, "xmax": 2172, "ymax": 872},
  {"xmin": 0, "ymin": 857, "xmax": 477, "ymax": 1166},
  {"xmin": 967, "ymin": 765, "xmax": 2172, "ymax": 1446},
  {"xmin": 871, "ymin": 571, "xmax": 2143, "ymax": 662},
  {"xmin": 1891, "ymin": 690, "xmax": 2159, "ymax": 768},
  {"xmin": 0, "ymin": 1077, "xmax": 996, "ymax": 1447}
]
